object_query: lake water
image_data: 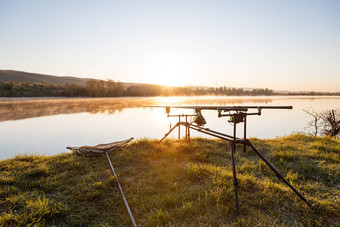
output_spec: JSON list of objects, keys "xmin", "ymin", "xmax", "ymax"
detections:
[{"xmin": 1, "ymin": 96, "xmax": 339, "ymax": 160}]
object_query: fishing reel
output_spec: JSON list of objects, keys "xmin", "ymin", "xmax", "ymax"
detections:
[
  {"xmin": 193, "ymin": 112, "xmax": 206, "ymax": 126},
  {"xmin": 165, "ymin": 106, "xmax": 206, "ymax": 126},
  {"xmin": 229, "ymin": 113, "xmax": 246, "ymax": 124},
  {"xmin": 192, "ymin": 108, "xmax": 206, "ymax": 126},
  {"xmin": 217, "ymin": 107, "xmax": 262, "ymax": 124}
]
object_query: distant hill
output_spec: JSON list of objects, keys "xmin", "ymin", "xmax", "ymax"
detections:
[
  {"xmin": 0, "ymin": 70, "xmax": 91, "ymax": 85},
  {"xmin": 1, "ymin": 70, "xmax": 338, "ymax": 95}
]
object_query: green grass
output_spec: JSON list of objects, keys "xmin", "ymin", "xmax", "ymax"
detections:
[{"xmin": 0, "ymin": 134, "xmax": 339, "ymax": 226}]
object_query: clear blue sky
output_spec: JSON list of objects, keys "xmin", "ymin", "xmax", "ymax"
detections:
[{"xmin": 1, "ymin": 0, "xmax": 339, "ymax": 92}]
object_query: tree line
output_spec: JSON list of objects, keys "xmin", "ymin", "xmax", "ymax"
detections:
[{"xmin": 0, "ymin": 79, "xmax": 277, "ymax": 97}]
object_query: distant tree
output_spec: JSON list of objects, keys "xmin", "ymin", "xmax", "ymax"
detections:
[
  {"xmin": 115, "ymin": 82, "xmax": 124, "ymax": 96},
  {"xmin": 4, "ymin": 81, "xmax": 14, "ymax": 90},
  {"xmin": 65, "ymin": 83, "xmax": 86, "ymax": 97},
  {"xmin": 85, "ymin": 79, "xmax": 100, "ymax": 97},
  {"xmin": 105, "ymin": 79, "xmax": 116, "ymax": 96}
]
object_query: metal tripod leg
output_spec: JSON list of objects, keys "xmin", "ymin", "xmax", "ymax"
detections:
[
  {"xmin": 188, "ymin": 125, "xmax": 190, "ymax": 142},
  {"xmin": 229, "ymin": 141, "xmax": 240, "ymax": 216},
  {"xmin": 178, "ymin": 116, "xmax": 181, "ymax": 139},
  {"xmin": 105, "ymin": 152, "xmax": 137, "ymax": 227},
  {"xmin": 159, "ymin": 122, "xmax": 179, "ymax": 143},
  {"xmin": 246, "ymin": 140, "xmax": 312, "ymax": 207}
]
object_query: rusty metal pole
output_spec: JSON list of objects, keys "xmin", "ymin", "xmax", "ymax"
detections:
[
  {"xmin": 185, "ymin": 116, "xmax": 188, "ymax": 139},
  {"xmin": 178, "ymin": 116, "xmax": 181, "ymax": 139},
  {"xmin": 188, "ymin": 125, "xmax": 190, "ymax": 142},
  {"xmin": 231, "ymin": 119, "xmax": 240, "ymax": 216},
  {"xmin": 244, "ymin": 115, "xmax": 247, "ymax": 152}
]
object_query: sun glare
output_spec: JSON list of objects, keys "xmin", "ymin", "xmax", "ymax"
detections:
[{"xmin": 147, "ymin": 60, "xmax": 190, "ymax": 87}]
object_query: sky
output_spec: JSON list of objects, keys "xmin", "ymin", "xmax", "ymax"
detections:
[{"xmin": 0, "ymin": 0, "xmax": 339, "ymax": 92}]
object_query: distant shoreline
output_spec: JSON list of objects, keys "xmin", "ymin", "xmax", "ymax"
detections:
[
  {"xmin": 1, "ymin": 94, "xmax": 340, "ymax": 102},
  {"xmin": 1, "ymin": 70, "xmax": 339, "ymax": 97}
]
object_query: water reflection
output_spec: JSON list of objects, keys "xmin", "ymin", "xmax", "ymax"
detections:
[
  {"xmin": 0, "ymin": 97, "xmax": 152, "ymax": 122},
  {"xmin": 0, "ymin": 96, "xmax": 277, "ymax": 122},
  {"xmin": 2, "ymin": 96, "xmax": 339, "ymax": 122},
  {"xmin": 0, "ymin": 96, "xmax": 339, "ymax": 160}
]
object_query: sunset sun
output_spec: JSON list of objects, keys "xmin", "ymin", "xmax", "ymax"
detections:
[
  {"xmin": 144, "ymin": 53, "xmax": 192, "ymax": 87},
  {"xmin": 149, "ymin": 64, "xmax": 189, "ymax": 87}
]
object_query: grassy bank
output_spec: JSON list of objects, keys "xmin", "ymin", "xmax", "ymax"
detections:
[{"xmin": 0, "ymin": 134, "xmax": 339, "ymax": 226}]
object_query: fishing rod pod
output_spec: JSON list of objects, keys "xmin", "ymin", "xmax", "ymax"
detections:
[{"xmin": 153, "ymin": 105, "xmax": 312, "ymax": 217}]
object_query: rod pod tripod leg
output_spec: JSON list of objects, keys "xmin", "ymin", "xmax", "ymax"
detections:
[
  {"xmin": 246, "ymin": 140, "xmax": 312, "ymax": 207},
  {"xmin": 229, "ymin": 141, "xmax": 240, "ymax": 216},
  {"xmin": 159, "ymin": 122, "xmax": 180, "ymax": 143}
]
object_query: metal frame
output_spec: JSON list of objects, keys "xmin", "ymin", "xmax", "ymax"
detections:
[{"xmin": 158, "ymin": 106, "xmax": 312, "ymax": 216}]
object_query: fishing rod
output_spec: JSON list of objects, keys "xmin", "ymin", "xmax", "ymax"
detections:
[
  {"xmin": 149, "ymin": 105, "xmax": 292, "ymax": 112},
  {"xmin": 149, "ymin": 105, "xmax": 292, "ymax": 127},
  {"xmin": 149, "ymin": 105, "xmax": 311, "ymax": 216}
]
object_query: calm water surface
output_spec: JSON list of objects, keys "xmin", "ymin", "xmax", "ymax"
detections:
[{"xmin": 1, "ymin": 96, "xmax": 339, "ymax": 160}]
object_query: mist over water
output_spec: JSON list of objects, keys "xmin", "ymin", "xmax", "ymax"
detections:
[{"xmin": 1, "ymin": 96, "xmax": 339, "ymax": 160}]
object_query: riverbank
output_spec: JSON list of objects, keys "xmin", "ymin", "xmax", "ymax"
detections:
[{"xmin": 0, "ymin": 134, "xmax": 339, "ymax": 226}]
